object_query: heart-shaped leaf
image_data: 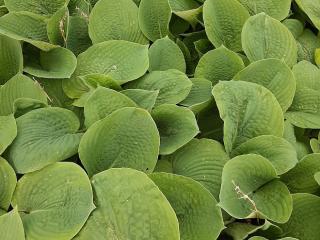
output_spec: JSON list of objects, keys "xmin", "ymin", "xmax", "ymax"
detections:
[
  {"xmin": 162, "ymin": 138, "xmax": 229, "ymax": 199},
  {"xmin": 219, "ymin": 154, "xmax": 292, "ymax": 223},
  {"xmin": 75, "ymin": 168, "xmax": 180, "ymax": 240},
  {"xmin": 79, "ymin": 107, "xmax": 160, "ymax": 176},
  {"xmin": 89, "ymin": 0, "xmax": 148, "ymax": 44},
  {"xmin": 242, "ymin": 13, "xmax": 297, "ymax": 67},
  {"xmin": 150, "ymin": 172, "xmax": 224, "ymax": 240},
  {"xmin": 212, "ymin": 80, "xmax": 284, "ymax": 154},
  {"xmin": 203, "ymin": 0, "xmax": 249, "ymax": 52},
  {"xmin": 11, "ymin": 162, "xmax": 94, "ymax": 240},
  {"xmin": 151, "ymin": 104, "xmax": 199, "ymax": 155},
  {"xmin": 7, "ymin": 107, "xmax": 83, "ymax": 173}
]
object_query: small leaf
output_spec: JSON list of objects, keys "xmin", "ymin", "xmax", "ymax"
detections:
[
  {"xmin": 0, "ymin": 157, "xmax": 16, "ymax": 211},
  {"xmin": 195, "ymin": 46, "xmax": 245, "ymax": 85},
  {"xmin": 151, "ymin": 104, "xmax": 199, "ymax": 155},
  {"xmin": 0, "ymin": 115, "xmax": 17, "ymax": 155}
]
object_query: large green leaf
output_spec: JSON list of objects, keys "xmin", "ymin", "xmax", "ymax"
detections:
[
  {"xmin": 162, "ymin": 138, "xmax": 229, "ymax": 199},
  {"xmin": 148, "ymin": 36, "xmax": 186, "ymax": 72},
  {"xmin": 89, "ymin": 0, "xmax": 148, "ymax": 44},
  {"xmin": 238, "ymin": 0, "xmax": 291, "ymax": 21},
  {"xmin": 0, "ymin": 12, "xmax": 55, "ymax": 51},
  {"xmin": 72, "ymin": 40, "xmax": 149, "ymax": 84},
  {"xmin": 12, "ymin": 162, "xmax": 94, "ymax": 240},
  {"xmin": 138, "ymin": 0, "xmax": 171, "ymax": 42},
  {"xmin": 149, "ymin": 173, "xmax": 224, "ymax": 240},
  {"xmin": 4, "ymin": 0, "xmax": 69, "ymax": 15},
  {"xmin": 295, "ymin": 0, "xmax": 320, "ymax": 30},
  {"xmin": 121, "ymin": 89, "xmax": 159, "ymax": 111},
  {"xmin": 0, "ymin": 209, "xmax": 25, "ymax": 240},
  {"xmin": 279, "ymin": 193, "xmax": 320, "ymax": 240},
  {"xmin": 125, "ymin": 69, "xmax": 192, "ymax": 107},
  {"xmin": 232, "ymin": 135, "xmax": 298, "ymax": 175},
  {"xmin": 7, "ymin": 107, "xmax": 82, "ymax": 173},
  {"xmin": 242, "ymin": 13, "xmax": 297, "ymax": 67},
  {"xmin": 79, "ymin": 107, "xmax": 160, "ymax": 176},
  {"xmin": 219, "ymin": 154, "xmax": 292, "ymax": 223},
  {"xmin": 75, "ymin": 168, "xmax": 180, "ymax": 240},
  {"xmin": 195, "ymin": 46, "xmax": 245, "ymax": 85},
  {"xmin": 152, "ymin": 104, "xmax": 199, "ymax": 155},
  {"xmin": 281, "ymin": 154, "xmax": 320, "ymax": 194},
  {"xmin": 212, "ymin": 81, "xmax": 284, "ymax": 154},
  {"xmin": 0, "ymin": 35, "xmax": 23, "ymax": 84},
  {"xmin": 0, "ymin": 74, "xmax": 48, "ymax": 116},
  {"xmin": 0, "ymin": 115, "xmax": 17, "ymax": 155},
  {"xmin": 0, "ymin": 157, "xmax": 16, "ymax": 211},
  {"xmin": 203, "ymin": 0, "xmax": 250, "ymax": 52},
  {"xmin": 233, "ymin": 58, "xmax": 296, "ymax": 112},
  {"xmin": 24, "ymin": 47, "xmax": 77, "ymax": 79},
  {"xmin": 84, "ymin": 87, "xmax": 137, "ymax": 127}
]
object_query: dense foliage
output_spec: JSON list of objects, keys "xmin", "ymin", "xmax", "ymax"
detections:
[{"xmin": 0, "ymin": 0, "xmax": 320, "ymax": 239}]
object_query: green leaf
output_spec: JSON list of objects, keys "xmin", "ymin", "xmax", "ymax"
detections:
[
  {"xmin": 13, "ymin": 98, "xmax": 48, "ymax": 117},
  {"xmin": 238, "ymin": 0, "xmax": 291, "ymax": 21},
  {"xmin": 297, "ymin": 29, "xmax": 320, "ymax": 64},
  {"xmin": 0, "ymin": 34, "xmax": 23, "ymax": 84},
  {"xmin": 0, "ymin": 157, "xmax": 16, "ymax": 211},
  {"xmin": 162, "ymin": 138, "xmax": 229, "ymax": 199},
  {"xmin": 7, "ymin": 107, "xmax": 82, "ymax": 173},
  {"xmin": 179, "ymin": 78, "xmax": 213, "ymax": 110},
  {"xmin": 89, "ymin": 0, "xmax": 148, "ymax": 44},
  {"xmin": 281, "ymin": 154, "xmax": 320, "ymax": 194},
  {"xmin": 223, "ymin": 221, "xmax": 267, "ymax": 240},
  {"xmin": 195, "ymin": 46, "xmax": 245, "ymax": 85},
  {"xmin": 279, "ymin": 193, "xmax": 320, "ymax": 240},
  {"xmin": 0, "ymin": 209, "xmax": 25, "ymax": 240},
  {"xmin": 286, "ymin": 61, "xmax": 320, "ymax": 128},
  {"xmin": 151, "ymin": 104, "xmax": 199, "ymax": 155},
  {"xmin": 242, "ymin": 13, "xmax": 298, "ymax": 67},
  {"xmin": 24, "ymin": 47, "xmax": 77, "ymax": 79},
  {"xmin": 0, "ymin": 12, "xmax": 56, "ymax": 51},
  {"xmin": 0, "ymin": 115, "xmax": 17, "ymax": 155},
  {"xmin": 203, "ymin": 0, "xmax": 250, "ymax": 52},
  {"xmin": 63, "ymin": 73, "xmax": 121, "ymax": 99},
  {"xmin": 295, "ymin": 0, "xmax": 320, "ymax": 30},
  {"xmin": 73, "ymin": 40, "xmax": 149, "ymax": 84},
  {"xmin": 4, "ymin": 0, "xmax": 69, "ymax": 15},
  {"xmin": 121, "ymin": 89, "xmax": 159, "ymax": 111},
  {"xmin": 282, "ymin": 19, "xmax": 304, "ymax": 39},
  {"xmin": 46, "ymin": 7, "xmax": 69, "ymax": 46},
  {"xmin": 125, "ymin": 69, "xmax": 192, "ymax": 107},
  {"xmin": 79, "ymin": 107, "xmax": 160, "ymax": 176},
  {"xmin": 84, "ymin": 87, "xmax": 137, "ymax": 127},
  {"xmin": 233, "ymin": 58, "xmax": 296, "ymax": 112},
  {"xmin": 148, "ymin": 36, "xmax": 186, "ymax": 72},
  {"xmin": 138, "ymin": 0, "xmax": 172, "ymax": 42},
  {"xmin": 212, "ymin": 81, "xmax": 284, "ymax": 154},
  {"xmin": 0, "ymin": 74, "xmax": 48, "ymax": 116},
  {"xmin": 12, "ymin": 162, "xmax": 94, "ymax": 240},
  {"xmin": 149, "ymin": 173, "xmax": 224, "ymax": 240},
  {"xmin": 232, "ymin": 135, "xmax": 298, "ymax": 175},
  {"xmin": 219, "ymin": 154, "xmax": 292, "ymax": 223},
  {"xmin": 75, "ymin": 168, "xmax": 179, "ymax": 240},
  {"xmin": 66, "ymin": 16, "xmax": 92, "ymax": 56}
]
